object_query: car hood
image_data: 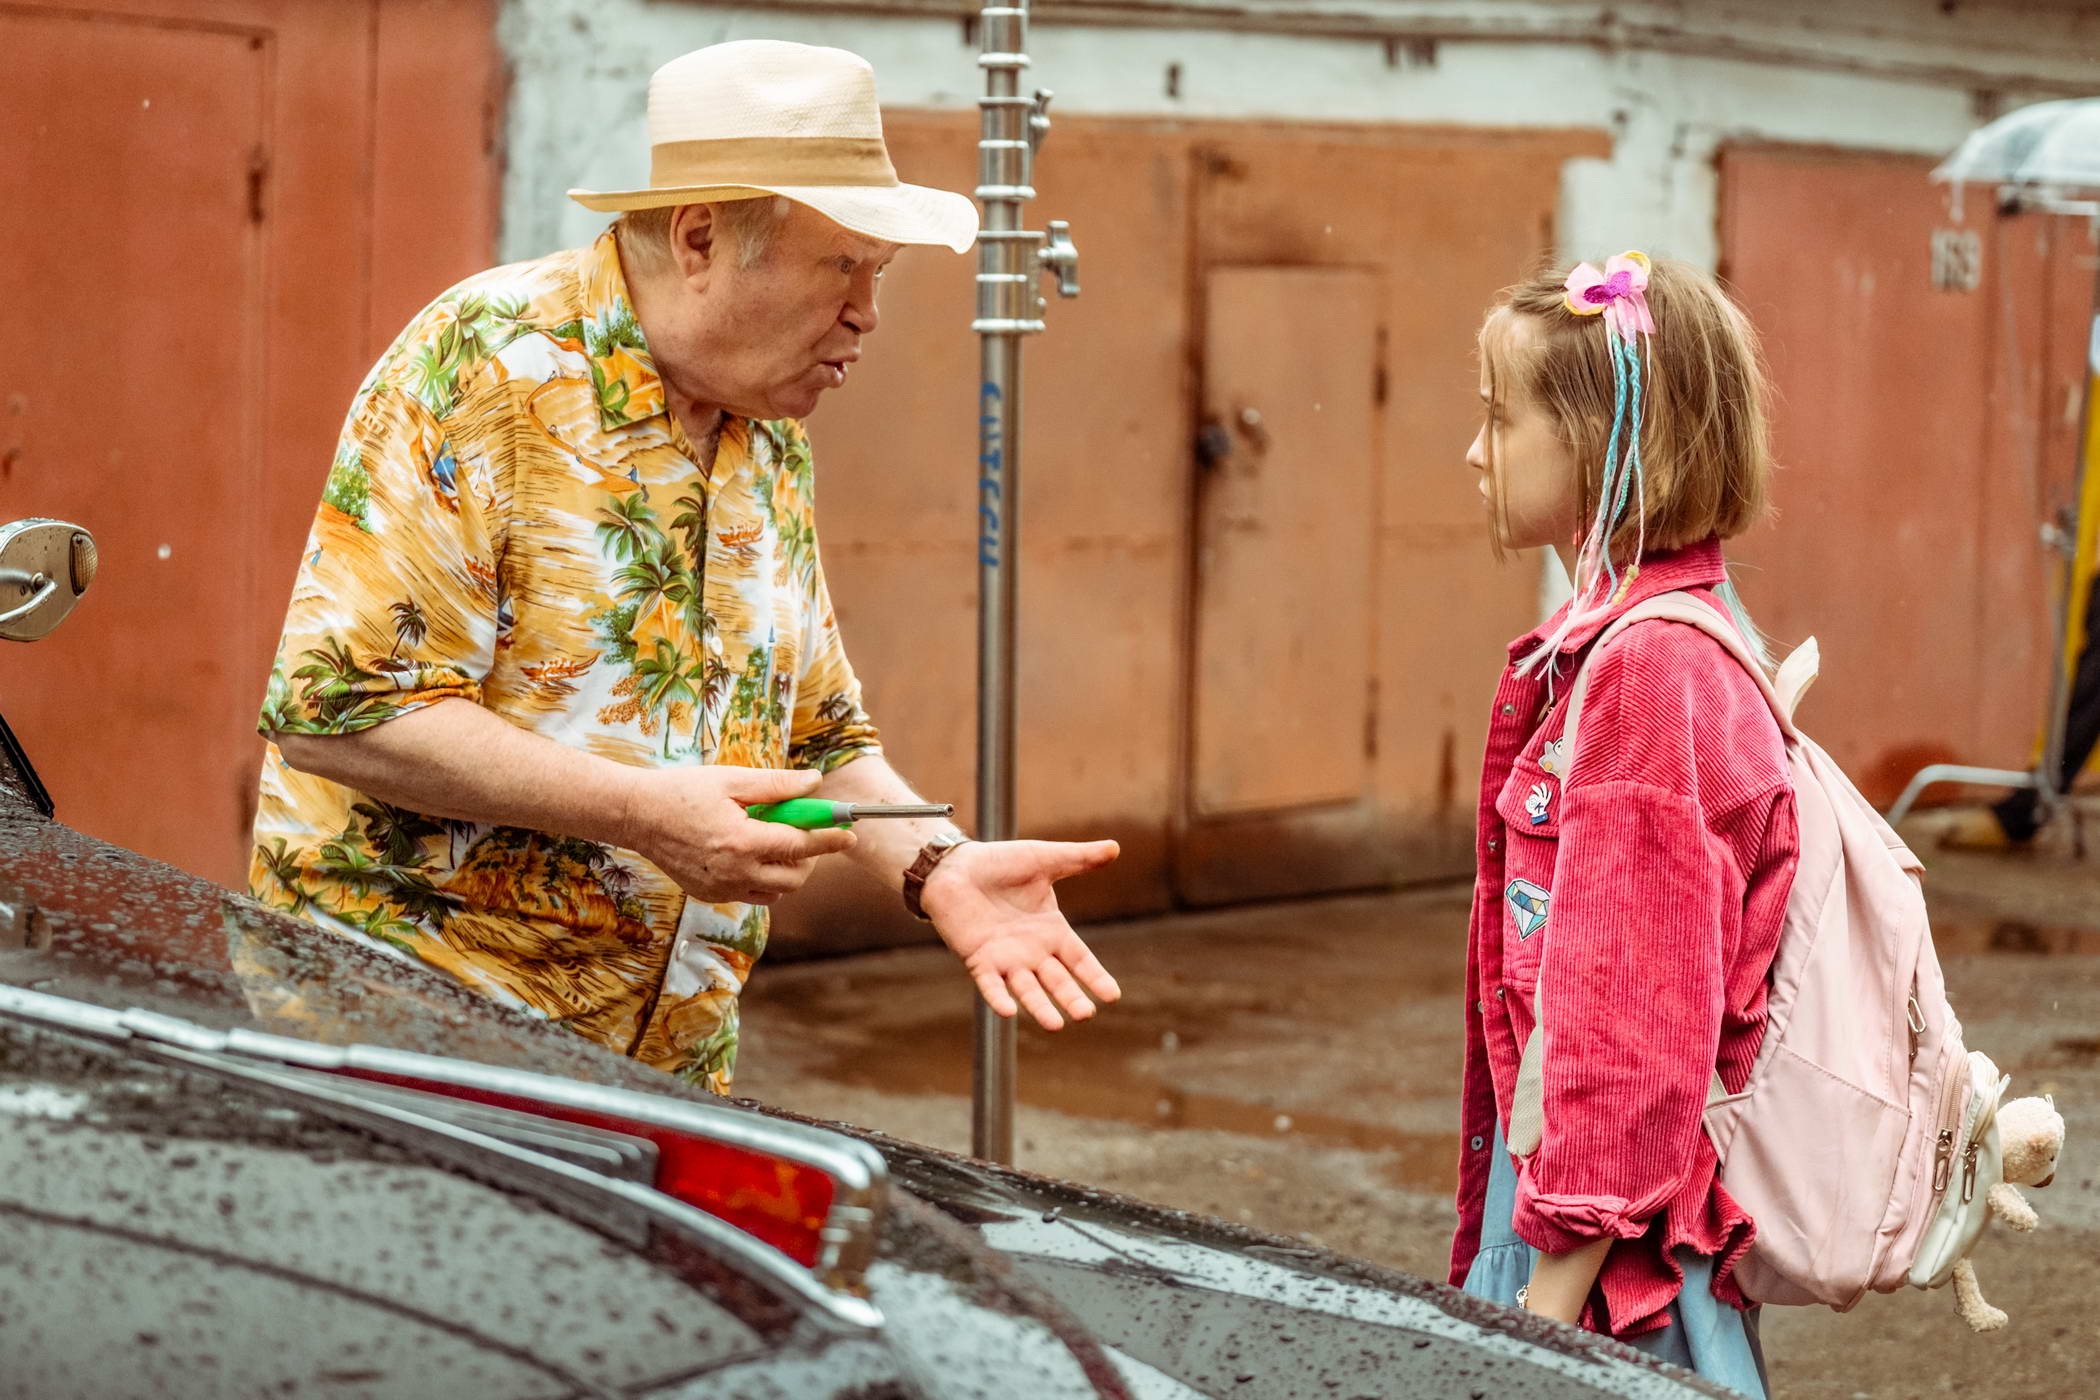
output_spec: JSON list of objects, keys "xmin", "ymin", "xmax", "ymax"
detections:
[{"xmin": 0, "ymin": 781, "xmax": 1721, "ymax": 1399}]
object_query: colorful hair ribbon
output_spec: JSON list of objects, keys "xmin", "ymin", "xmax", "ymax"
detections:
[
  {"xmin": 1562, "ymin": 251, "xmax": 1656, "ymax": 343},
  {"xmin": 1518, "ymin": 251, "xmax": 1659, "ymax": 685}
]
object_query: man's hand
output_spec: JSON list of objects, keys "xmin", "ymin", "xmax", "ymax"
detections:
[
  {"xmin": 628, "ymin": 766, "xmax": 856, "ymax": 905},
  {"xmin": 919, "ymin": 839, "xmax": 1122, "ymax": 1030}
]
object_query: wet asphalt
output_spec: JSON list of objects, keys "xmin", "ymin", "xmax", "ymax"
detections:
[{"xmin": 736, "ymin": 808, "xmax": 2100, "ymax": 1400}]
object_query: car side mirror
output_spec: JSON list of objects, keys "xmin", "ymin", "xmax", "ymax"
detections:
[{"xmin": 0, "ymin": 519, "xmax": 97, "ymax": 643}]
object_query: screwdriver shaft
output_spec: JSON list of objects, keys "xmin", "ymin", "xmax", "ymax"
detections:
[{"xmin": 846, "ymin": 803, "xmax": 955, "ymax": 819}]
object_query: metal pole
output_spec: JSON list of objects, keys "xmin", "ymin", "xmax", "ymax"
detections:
[{"xmin": 971, "ymin": 0, "xmax": 1077, "ymax": 1164}]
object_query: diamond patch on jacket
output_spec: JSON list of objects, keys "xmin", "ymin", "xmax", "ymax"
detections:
[{"xmin": 1505, "ymin": 878, "xmax": 1550, "ymax": 939}]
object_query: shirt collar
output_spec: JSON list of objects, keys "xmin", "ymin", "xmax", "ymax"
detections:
[
  {"xmin": 1507, "ymin": 535, "xmax": 1730, "ymax": 664},
  {"xmin": 577, "ymin": 229, "xmax": 667, "ymax": 430}
]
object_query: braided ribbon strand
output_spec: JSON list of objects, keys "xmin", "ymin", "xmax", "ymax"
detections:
[{"xmin": 1519, "ymin": 251, "xmax": 1658, "ymax": 680}]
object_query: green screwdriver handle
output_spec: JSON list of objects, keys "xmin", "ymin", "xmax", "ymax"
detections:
[{"xmin": 745, "ymin": 798, "xmax": 853, "ymax": 830}]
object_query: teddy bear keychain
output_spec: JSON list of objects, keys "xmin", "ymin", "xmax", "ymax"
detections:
[{"xmin": 1951, "ymin": 1094, "xmax": 2067, "ymax": 1332}]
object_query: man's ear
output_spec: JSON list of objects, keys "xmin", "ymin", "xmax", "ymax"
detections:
[{"xmin": 670, "ymin": 204, "xmax": 721, "ymax": 284}]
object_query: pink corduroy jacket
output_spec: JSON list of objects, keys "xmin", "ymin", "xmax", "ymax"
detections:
[{"xmin": 1448, "ymin": 537, "xmax": 1801, "ymax": 1339}]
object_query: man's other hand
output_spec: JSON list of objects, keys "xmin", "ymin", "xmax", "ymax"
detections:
[
  {"xmin": 629, "ymin": 766, "xmax": 856, "ymax": 905},
  {"xmin": 919, "ymin": 839, "xmax": 1122, "ymax": 1030}
]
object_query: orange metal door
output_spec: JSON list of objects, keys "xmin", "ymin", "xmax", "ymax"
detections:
[
  {"xmin": 1720, "ymin": 145, "xmax": 2093, "ymax": 804},
  {"xmin": 774, "ymin": 116, "xmax": 1598, "ymax": 943},
  {"xmin": 0, "ymin": 9, "xmax": 266, "ymax": 880},
  {"xmin": 1175, "ymin": 130, "xmax": 1585, "ymax": 906},
  {"xmin": 1188, "ymin": 266, "xmax": 1381, "ymax": 860},
  {"xmin": 1, "ymin": 0, "xmax": 497, "ymax": 888}
]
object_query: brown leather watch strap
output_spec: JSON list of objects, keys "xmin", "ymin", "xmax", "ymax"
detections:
[{"xmin": 902, "ymin": 833, "xmax": 971, "ymax": 921}]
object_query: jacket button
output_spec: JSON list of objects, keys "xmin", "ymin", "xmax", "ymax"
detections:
[
  {"xmin": 1494, "ymin": 987, "xmax": 1506, "ymax": 1000},
  {"xmin": 1475, "ymin": 1000, "xmax": 1486, "ymax": 1014},
  {"xmin": 1487, "ymin": 837, "xmax": 1499, "ymax": 852},
  {"xmin": 1500, "ymin": 703, "xmax": 1516, "ymax": 716},
  {"xmin": 1470, "ymin": 1135, "xmax": 1486, "ymax": 1151}
]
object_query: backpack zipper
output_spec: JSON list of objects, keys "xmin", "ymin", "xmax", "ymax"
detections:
[
  {"xmin": 1957, "ymin": 1067, "xmax": 2011, "ymax": 1205},
  {"xmin": 1928, "ymin": 1051, "xmax": 1970, "ymax": 1197}
]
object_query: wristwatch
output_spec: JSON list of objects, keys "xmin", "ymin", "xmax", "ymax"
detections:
[{"xmin": 902, "ymin": 832, "xmax": 972, "ymax": 921}]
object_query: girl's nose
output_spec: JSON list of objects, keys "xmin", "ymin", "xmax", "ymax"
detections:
[{"xmin": 1465, "ymin": 425, "xmax": 1488, "ymax": 472}]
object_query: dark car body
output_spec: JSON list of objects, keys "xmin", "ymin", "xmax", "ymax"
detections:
[{"xmin": 0, "ymin": 733, "xmax": 1728, "ymax": 1399}]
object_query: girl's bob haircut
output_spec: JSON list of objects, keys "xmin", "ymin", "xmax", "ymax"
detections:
[{"xmin": 1480, "ymin": 256, "xmax": 1775, "ymax": 563}]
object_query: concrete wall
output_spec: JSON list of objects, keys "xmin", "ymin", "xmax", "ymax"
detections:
[{"xmin": 498, "ymin": 0, "xmax": 2093, "ymax": 268}]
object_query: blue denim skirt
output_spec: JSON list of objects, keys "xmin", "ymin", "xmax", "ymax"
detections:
[{"xmin": 1461, "ymin": 1126, "xmax": 1769, "ymax": 1399}]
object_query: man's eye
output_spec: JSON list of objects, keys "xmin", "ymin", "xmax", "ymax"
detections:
[{"xmin": 836, "ymin": 257, "xmax": 856, "ymax": 275}]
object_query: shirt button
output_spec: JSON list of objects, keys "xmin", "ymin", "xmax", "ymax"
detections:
[{"xmin": 1470, "ymin": 1135, "xmax": 1486, "ymax": 1151}]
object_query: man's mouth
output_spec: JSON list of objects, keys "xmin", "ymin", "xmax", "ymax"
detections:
[{"xmin": 818, "ymin": 354, "xmax": 858, "ymax": 387}]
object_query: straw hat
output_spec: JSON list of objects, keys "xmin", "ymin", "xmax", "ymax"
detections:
[{"xmin": 567, "ymin": 40, "xmax": 978, "ymax": 255}]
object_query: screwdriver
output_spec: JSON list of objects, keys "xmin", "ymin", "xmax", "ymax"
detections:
[{"xmin": 746, "ymin": 799, "xmax": 955, "ymax": 830}]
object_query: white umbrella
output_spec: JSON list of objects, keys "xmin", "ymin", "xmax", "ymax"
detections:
[{"xmin": 1934, "ymin": 97, "xmax": 2100, "ymax": 198}]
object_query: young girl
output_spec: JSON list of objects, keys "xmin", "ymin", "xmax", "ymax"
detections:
[{"xmin": 1452, "ymin": 253, "xmax": 1797, "ymax": 1399}]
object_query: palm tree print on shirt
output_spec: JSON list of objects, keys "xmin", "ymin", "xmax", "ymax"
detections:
[{"xmin": 249, "ymin": 231, "xmax": 882, "ymax": 1092}]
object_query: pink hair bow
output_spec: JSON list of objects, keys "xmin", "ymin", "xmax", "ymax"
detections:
[{"xmin": 1562, "ymin": 251, "xmax": 1655, "ymax": 342}]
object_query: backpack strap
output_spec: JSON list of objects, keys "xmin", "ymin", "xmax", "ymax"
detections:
[
  {"xmin": 1558, "ymin": 591, "xmax": 1801, "ymax": 779},
  {"xmin": 1505, "ymin": 590, "xmax": 1804, "ymax": 1160}
]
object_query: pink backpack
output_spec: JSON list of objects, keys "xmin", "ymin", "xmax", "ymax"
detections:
[{"xmin": 1511, "ymin": 591, "xmax": 2001, "ymax": 1309}]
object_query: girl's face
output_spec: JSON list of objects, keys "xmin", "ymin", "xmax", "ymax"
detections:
[{"xmin": 1467, "ymin": 314, "xmax": 1583, "ymax": 554}]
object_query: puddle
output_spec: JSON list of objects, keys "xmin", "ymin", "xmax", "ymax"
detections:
[
  {"xmin": 747, "ymin": 919, "xmax": 1469, "ymax": 1192},
  {"xmin": 854, "ymin": 1010, "xmax": 1452, "ymax": 1193}
]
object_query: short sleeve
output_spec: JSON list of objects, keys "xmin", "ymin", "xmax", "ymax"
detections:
[
  {"xmin": 787, "ymin": 546, "xmax": 881, "ymax": 772},
  {"xmin": 259, "ymin": 363, "xmax": 505, "ymax": 737}
]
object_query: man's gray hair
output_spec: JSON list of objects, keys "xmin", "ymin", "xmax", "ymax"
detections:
[{"xmin": 615, "ymin": 196, "xmax": 791, "ymax": 273}]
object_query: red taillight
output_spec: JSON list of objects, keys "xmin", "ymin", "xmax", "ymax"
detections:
[{"xmin": 334, "ymin": 1068, "xmax": 837, "ymax": 1267}]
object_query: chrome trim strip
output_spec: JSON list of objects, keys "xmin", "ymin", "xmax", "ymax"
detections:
[{"xmin": 0, "ymin": 986, "xmax": 886, "ymax": 1307}]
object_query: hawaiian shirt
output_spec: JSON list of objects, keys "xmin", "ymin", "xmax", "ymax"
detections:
[{"xmin": 249, "ymin": 230, "xmax": 881, "ymax": 1092}]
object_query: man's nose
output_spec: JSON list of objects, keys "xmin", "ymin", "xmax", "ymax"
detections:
[{"xmin": 844, "ymin": 276, "xmax": 881, "ymax": 336}]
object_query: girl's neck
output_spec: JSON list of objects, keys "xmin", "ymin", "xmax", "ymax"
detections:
[{"xmin": 1553, "ymin": 541, "xmax": 1579, "ymax": 581}]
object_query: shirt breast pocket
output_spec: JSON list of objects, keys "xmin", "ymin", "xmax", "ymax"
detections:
[{"xmin": 1493, "ymin": 759, "xmax": 1561, "ymax": 989}]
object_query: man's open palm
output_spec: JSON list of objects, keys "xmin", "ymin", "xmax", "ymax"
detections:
[{"xmin": 920, "ymin": 838, "xmax": 1121, "ymax": 1030}]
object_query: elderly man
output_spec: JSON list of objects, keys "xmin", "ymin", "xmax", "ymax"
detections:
[{"xmin": 250, "ymin": 40, "xmax": 1119, "ymax": 1092}]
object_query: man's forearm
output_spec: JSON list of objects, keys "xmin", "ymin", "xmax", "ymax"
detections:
[
  {"xmin": 815, "ymin": 753, "xmax": 963, "ymax": 890},
  {"xmin": 272, "ymin": 699, "xmax": 646, "ymax": 849}
]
